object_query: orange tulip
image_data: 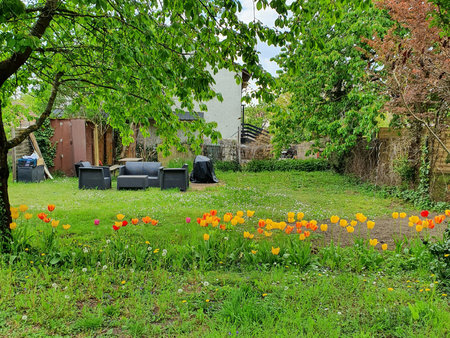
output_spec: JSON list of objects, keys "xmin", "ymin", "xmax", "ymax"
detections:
[
  {"xmin": 251, "ymin": 250, "xmax": 258, "ymax": 254},
  {"xmin": 151, "ymin": 220, "xmax": 158, "ymax": 226},
  {"xmin": 434, "ymin": 215, "xmax": 445, "ymax": 224},
  {"xmin": 304, "ymin": 231, "xmax": 310, "ymax": 238},
  {"xmin": 212, "ymin": 221, "xmax": 219, "ymax": 227},
  {"xmin": 203, "ymin": 233, "xmax": 210, "ymax": 241},
  {"xmin": 271, "ymin": 246, "xmax": 280, "ymax": 255},
  {"xmin": 25, "ymin": 213, "xmax": 33, "ymax": 220},
  {"xmin": 38, "ymin": 212, "xmax": 47, "ymax": 220},
  {"xmin": 43, "ymin": 218, "xmax": 51, "ymax": 223},
  {"xmin": 220, "ymin": 224, "xmax": 226, "ymax": 230},
  {"xmin": 257, "ymin": 228, "xmax": 264, "ymax": 234},
  {"xmin": 445, "ymin": 210, "xmax": 450, "ymax": 216},
  {"xmin": 295, "ymin": 222, "xmax": 302, "ymax": 229},
  {"xmin": 210, "ymin": 210, "xmax": 217, "ymax": 216},
  {"xmin": 62, "ymin": 224, "xmax": 71, "ymax": 230},
  {"xmin": 258, "ymin": 219, "xmax": 266, "ymax": 228},
  {"xmin": 11, "ymin": 212, "xmax": 19, "ymax": 220},
  {"xmin": 285, "ymin": 226, "xmax": 294, "ymax": 234},
  {"xmin": 10, "ymin": 207, "xmax": 18, "ymax": 213},
  {"xmin": 131, "ymin": 218, "xmax": 139, "ymax": 225},
  {"xmin": 142, "ymin": 216, "xmax": 151, "ymax": 224},
  {"xmin": 296, "ymin": 228, "xmax": 302, "ymax": 234},
  {"xmin": 223, "ymin": 214, "xmax": 232, "ymax": 222},
  {"xmin": 47, "ymin": 204, "xmax": 55, "ymax": 212}
]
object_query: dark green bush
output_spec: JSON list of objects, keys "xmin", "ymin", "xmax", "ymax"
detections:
[
  {"xmin": 215, "ymin": 160, "xmax": 241, "ymax": 172},
  {"xmin": 244, "ymin": 159, "xmax": 330, "ymax": 172}
]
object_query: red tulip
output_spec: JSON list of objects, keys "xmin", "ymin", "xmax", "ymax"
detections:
[
  {"xmin": 122, "ymin": 220, "xmax": 128, "ymax": 226},
  {"xmin": 43, "ymin": 217, "xmax": 51, "ymax": 223},
  {"xmin": 420, "ymin": 210, "xmax": 429, "ymax": 218},
  {"xmin": 47, "ymin": 204, "xmax": 55, "ymax": 212},
  {"xmin": 113, "ymin": 224, "xmax": 120, "ymax": 231},
  {"xmin": 38, "ymin": 212, "xmax": 47, "ymax": 220}
]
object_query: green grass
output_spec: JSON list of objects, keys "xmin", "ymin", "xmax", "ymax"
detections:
[{"xmin": 2, "ymin": 170, "xmax": 449, "ymax": 336}]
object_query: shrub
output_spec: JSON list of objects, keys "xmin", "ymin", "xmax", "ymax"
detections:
[
  {"xmin": 244, "ymin": 159, "xmax": 329, "ymax": 172},
  {"xmin": 215, "ymin": 160, "xmax": 241, "ymax": 172}
]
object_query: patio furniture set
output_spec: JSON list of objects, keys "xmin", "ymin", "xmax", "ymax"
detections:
[{"xmin": 78, "ymin": 161, "xmax": 189, "ymax": 191}]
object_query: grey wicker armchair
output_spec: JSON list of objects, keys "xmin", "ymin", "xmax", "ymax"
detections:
[
  {"xmin": 78, "ymin": 167, "xmax": 112, "ymax": 190},
  {"xmin": 160, "ymin": 164, "xmax": 189, "ymax": 191}
]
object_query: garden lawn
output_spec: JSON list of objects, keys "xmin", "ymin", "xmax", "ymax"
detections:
[{"xmin": 1, "ymin": 170, "xmax": 449, "ymax": 336}]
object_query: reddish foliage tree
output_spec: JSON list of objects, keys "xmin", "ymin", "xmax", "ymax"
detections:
[{"xmin": 366, "ymin": 0, "xmax": 449, "ymax": 154}]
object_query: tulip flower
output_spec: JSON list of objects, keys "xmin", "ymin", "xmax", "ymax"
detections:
[
  {"xmin": 297, "ymin": 212, "xmax": 304, "ymax": 220},
  {"xmin": 10, "ymin": 207, "xmax": 18, "ymax": 213},
  {"xmin": 116, "ymin": 214, "xmax": 125, "ymax": 221},
  {"xmin": 330, "ymin": 216, "xmax": 339, "ymax": 224},
  {"xmin": 243, "ymin": 231, "xmax": 254, "ymax": 239},
  {"xmin": 264, "ymin": 231, "xmax": 272, "ymax": 237},
  {"xmin": 51, "ymin": 220, "xmax": 60, "ymax": 228},
  {"xmin": 115, "ymin": 221, "xmax": 122, "ymax": 227},
  {"xmin": 320, "ymin": 224, "xmax": 328, "ymax": 232},
  {"xmin": 434, "ymin": 215, "xmax": 445, "ymax": 224},
  {"xmin": 9, "ymin": 222, "xmax": 17, "ymax": 230},
  {"xmin": 399, "ymin": 212, "xmax": 406, "ymax": 218},
  {"xmin": 210, "ymin": 210, "xmax": 217, "ymax": 216},
  {"xmin": 367, "ymin": 221, "xmax": 375, "ymax": 229},
  {"xmin": 231, "ymin": 218, "xmax": 238, "ymax": 226},
  {"xmin": 350, "ymin": 220, "xmax": 357, "ymax": 227},
  {"xmin": 203, "ymin": 233, "xmax": 210, "ymax": 241},
  {"xmin": 94, "ymin": 219, "xmax": 100, "ymax": 225},
  {"xmin": 62, "ymin": 224, "xmax": 71, "ymax": 230},
  {"xmin": 251, "ymin": 250, "xmax": 258, "ymax": 254},
  {"xmin": 299, "ymin": 233, "xmax": 306, "ymax": 241},
  {"xmin": 445, "ymin": 210, "xmax": 450, "ymax": 216},
  {"xmin": 200, "ymin": 220, "xmax": 207, "ymax": 227},
  {"xmin": 285, "ymin": 226, "xmax": 294, "ymax": 234},
  {"xmin": 346, "ymin": 226, "xmax": 354, "ymax": 233},
  {"xmin": 19, "ymin": 205, "xmax": 28, "ymax": 212},
  {"xmin": 296, "ymin": 228, "xmax": 302, "ymax": 234},
  {"xmin": 131, "ymin": 218, "xmax": 139, "ymax": 225},
  {"xmin": 416, "ymin": 225, "xmax": 423, "ymax": 232},
  {"xmin": 257, "ymin": 228, "xmax": 264, "ymax": 234},
  {"xmin": 420, "ymin": 210, "xmax": 429, "ymax": 218},
  {"xmin": 382, "ymin": 243, "xmax": 388, "ymax": 251},
  {"xmin": 185, "ymin": 217, "xmax": 191, "ymax": 223},
  {"xmin": 408, "ymin": 222, "xmax": 414, "ymax": 227},
  {"xmin": 122, "ymin": 220, "xmax": 128, "ymax": 227},
  {"xmin": 11, "ymin": 212, "xmax": 19, "ymax": 220},
  {"xmin": 212, "ymin": 221, "xmax": 219, "ymax": 227},
  {"xmin": 237, "ymin": 217, "xmax": 245, "ymax": 224},
  {"xmin": 369, "ymin": 239, "xmax": 378, "ymax": 246},
  {"xmin": 47, "ymin": 204, "xmax": 55, "ymax": 212},
  {"xmin": 43, "ymin": 218, "xmax": 51, "ymax": 223},
  {"xmin": 236, "ymin": 211, "xmax": 244, "ymax": 217},
  {"xmin": 113, "ymin": 224, "xmax": 120, "ymax": 231},
  {"xmin": 304, "ymin": 231, "xmax": 310, "ymax": 238},
  {"xmin": 409, "ymin": 215, "xmax": 419, "ymax": 223},
  {"xmin": 427, "ymin": 220, "xmax": 435, "ymax": 229},
  {"xmin": 247, "ymin": 210, "xmax": 255, "ymax": 217},
  {"xmin": 220, "ymin": 224, "xmax": 226, "ymax": 230},
  {"xmin": 25, "ymin": 213, "xmax": 33, "ymax": 220},
  {"xmin": 38, "ymin": 212, "xmax": 47, "ymax": 220},
  {"xmin": 271, "ymin": 246, "xmax": 280, "ymax": 255},
  {"xmin": 223, "ymin": 214, "xmax": 232, "ymax": 222},
  {"xmin": 339, "ymin": 219, "xmax": 348, "ymax": 227},
  {"xmin": 356, "ymin": 213, "xmax": 367, "ymax": 223},
  {"xmin": 288, "ymin": 217, "xmax": 295, "ymax": 223},
  {"xmin": 287, "ymin": 212, "xmax": 295, "ymax": 219},
  {"xmin": 258, "ymin": 219, "xmax": 266, "ymax": 228},
  {"xmin": 310, "ymin": 224, "xmax": 318, "ymax": 231},
  {"xmin": 151, "ymin": 220, "xmax": 158, "ymax": 226},
  {"xmin": 142, "ymin": 216, "xmax": 151, "ymax": 224},
  {"xmin": 392, "ymin": 212, "xmax": 399, "ymax": 219}
]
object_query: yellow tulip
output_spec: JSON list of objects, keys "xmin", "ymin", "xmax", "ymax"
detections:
[
  {"xmin": 346, "ymin": 226, "xmax": 355, "ymax": 233},
  {"xmin": 299, "ymin": 233, "xmax": 306, "ymax": 241},
  {"xmin": 25, "ymin": 213, "xmax": 33, "ymax": 220},
  {"xmin": 247, "ymin": 210, "xmax": 255, "ymax": 217},
  {"xmin": 297, "ymin": 212, "xmax": 304, "ymax": 220},
  {"xmin": 11, "ymin": 212, "xmax": 19, "ymax": 220},
  {"xmin": 115, "ymin": 221, "xmax": 122, "ymax": 227},
  {"xmin": 369, "ymin": 239, "xmax": 378, "ymax": 246},
  {"xmin": 382, "ymin": 243, "xmax": 388, "ymax": 251},
  {"xmin": 339, "ymin": 219, "xmax": 348, "ymax": 227},
  {"xmin": 287, "ymin": 212, "xmax": 295, "ymax": 219},
  {"xmin": 330, "ymin": 215, "xmax": 339, "ymax": 224},
  {"xmin": 392, "ymin": 212, "xmax": 399, "ymax": 219},
  {"xmin": 236, "ymin": 211, "xmax": 244, "ymax": 217},
  {"xmin": 399, "ymin": 212, "xmax": 407, "ymax": 218},
  {"xmin": 116, "ymin": 214, "xmax": 125, "ymax": 221},
  {"xmin": 288, "ymin": 217, "xmax": 295, "ymax": 223},
  {"xmin": 310, "ymin": 220, "xmax": 317, "ymax": 226},
  {"xmin": 356, "ymin": 213, "xmax": 367, "ymax": 223},
  {"xmin": 203, "ymin": 233, "xmax": 210, "ymax": 241},
  {"xmin": 350, "ymin": 220, "xmax": 357, "ymax": 227},
  {"xmin": 320, "ymin": 224, "xmax": 328, "ymax": 232},
  {"xmin": 408, "ymin": 222, "xmax": 414, "ymax": 227},
  {"xmin": 10, "ymin": 207, "xmax": 18, "ymax": 213},
  {"xmin": 367, "ymin": 221, "xmax": 375, "ymax": 230},
  {"xmin": 19, "ymin": 205, "xmax": 28, "ymax": 212},
  {"xmin": 62, "ymin": 224, "xmax": 71, "ymax": 230},
  {"xmin": 223, "ymin": 214, "xmax": 231, "ymax": 222},
  {"xmin": 409, "ymin": 215, "xmax": 419, "ymax": 223},
  {"xmin": 51, "ymin": 220, "xmax": 60, "ymax": 228},
  {"xmin": 231, "ymin": 218, "xmax": 238, "ymax": 226},
  {"xmin": 271, "ymin": 246, "xmax": 280, "ymax": 255},
  {"xmin": 9, "ymin": 222, "xmax": 17, "ymax": 230},
  {"xmin": 251, "ymin": 250, "xmax": 258, "ymax": 254},
  {"xmin": 264, "ymin": 231, "xmax": 272, "ymax": 237},
  {"xmin": 237, "ymin": 217, "xmax": 245, "ymax": 224},
  {"xmin": 416, "ymin": 225, "xmax": 423, "ymax": 232},
  {"xmin": 212, "ymin": 221, "xmax": 219, "ymax": 227}
]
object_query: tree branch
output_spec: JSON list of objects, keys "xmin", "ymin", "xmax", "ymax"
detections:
[
  {"xmin": 6, "ymin": 72, "xmax": 63, "ymax": 149},
  {"xmin": 0, "ymin": 0, "xmax": 59, "ymax": 87},
  {"xmin": 393, "ymin": 72, "xmax": 450, "ymax": 156}
]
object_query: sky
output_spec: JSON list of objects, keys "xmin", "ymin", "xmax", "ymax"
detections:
[{"xmin": 236, "ymin": 0, "xmax": 283, "ymax": 76}]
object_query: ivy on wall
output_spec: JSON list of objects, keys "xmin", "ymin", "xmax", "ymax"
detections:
[{"xmin": 34, "ymin": 119, "xmax": 57, "ymax": 168}]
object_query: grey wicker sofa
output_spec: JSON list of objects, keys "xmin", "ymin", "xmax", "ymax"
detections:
[
  {"xmin": 117, "ymin": 162, "xmax": 162, "ymax": 190},
  {"xmin": 160, "ymin": 164, "xmax": 189, "ymax": 191},
  {"xmin": 78, "ymin": 166, "xmax": 112, "ymax": 190}
]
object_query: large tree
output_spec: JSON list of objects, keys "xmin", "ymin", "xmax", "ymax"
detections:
[
  {"xmin": 0, "ymin": 0, "xmax": 289, "ymax": 240},
  {"xmin": 271, "ymin": 0, "xmax": 392, "ymax": 157}
]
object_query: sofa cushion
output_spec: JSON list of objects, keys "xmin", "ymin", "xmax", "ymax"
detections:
[
  {"xmin": 125, "ymin": 162, "xmax": 144, "ymax": 175},
  {"xmin": 142, "ymin": 162, "xmax": 161, "ymax": 177}
]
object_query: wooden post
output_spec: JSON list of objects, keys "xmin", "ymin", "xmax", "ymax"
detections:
[
  {"xmin": 93, "ymin": 124, "xmax": 99, "ymax": 166},
  {"xmin": 11, "ymin": 128, "xmax": 16, "ymax": 181},
  {"xmin": 29, "ymin": 133, "xmax": 53, "ymax": 179}
]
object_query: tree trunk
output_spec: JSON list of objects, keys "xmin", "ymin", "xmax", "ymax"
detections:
[{"xmin": 0, "ymin": 104, "xmax": 12, "ymax": 243}]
